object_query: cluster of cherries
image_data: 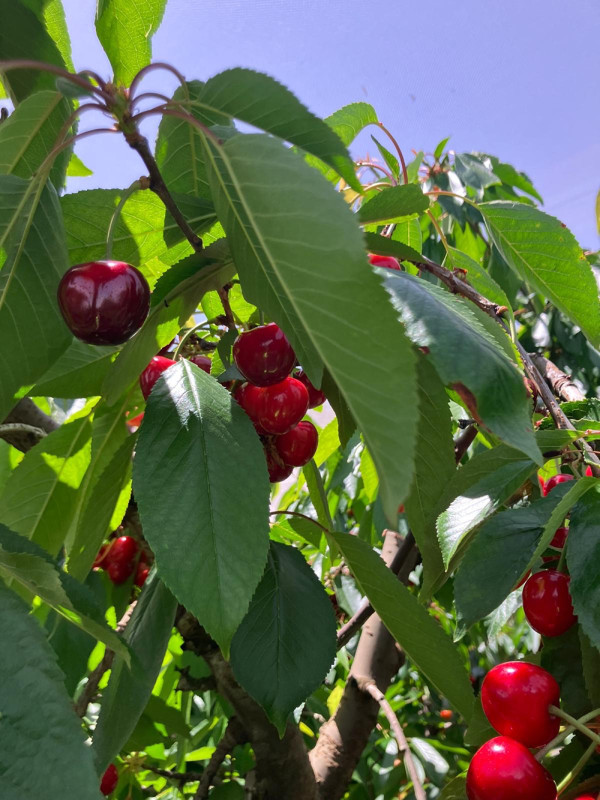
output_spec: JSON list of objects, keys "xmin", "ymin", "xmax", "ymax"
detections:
[{"xmin": 93, "ymin": 534, "xmax": 151, "ymax": 587}]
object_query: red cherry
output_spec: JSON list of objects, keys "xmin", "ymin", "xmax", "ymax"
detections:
[
  {"xmin": 481, "ymin": 662, "xmax": 560, "ymax": 747},
  {"xmin": 586, "ymin": 465, "xmax": 595, "ymax": 477},
  {"xmin": 265, "ymin": 449, "xmax": 293, "ymax": 483},
  {"xmin": 543, "ymin": 473, "xmax": 574, "ymax": 496},
  {"xmin": 256, "ymin": 377, "xmax": 309, "ymax": 435},
  {"xmin": 296, "ymin": 370, "xmax": 326, "ymax": 408},
  {"xmin": 93, "ymin": 544, "xmax": 109, "ymax": 570},
  {"xmin": 550, "ymin": 526, "xmax": 568, "ymax": 549},
  {"xmin": 57, "ymin": 261, "xmax": 150, "ymax": 346},
  {"xmin": 234, "ymin": 382, "xmax": 269, "ymax": 434},
  {"xmin": 135, "ymin": 561, "xmax": 150, "ymax": 588},
  {"xmin": 100, "ymin": 763, "xmax": 119, "ymax": 796},
  {"xmin": 574, "ymin": 795, "xmax": 597, "ymax": 800},
  {"xmin": 440, "ymin": 709, "xmax": 453, "ymax": 720},
  {"xmin": 107, "ymin": 559, "xmax": 135, "ymax": 584},
  {"xmin": 107, "ymin": 535, "xmax": 138, "ymax": 564},
  {"xmin": 275, "ymin": 421, "xmax": 318, "ymax": 467},
  {"xmin": 522, "ymin": 570, "xmax": 576, "ymax": 637},
  {"xmin": 140, "ymin": 356, "xmax": 176, "ymax": 400},
  {"xmin": 233, "ymin": 323, "xmax": 296, "ymax": 386},
  {"xmin": 189, "ymin": 354, "xmax": 211, "ymax": 373},
  {"xmin": 125, "ymin": 411, "xmax": 144, "ymax": 432},
  {"xmin": 466, "ymin": 736, "xmax": 556, "ymax": 800},
  {"xmin": 368, "ymin": 253, "xmax": 401, "ymax": 271}
]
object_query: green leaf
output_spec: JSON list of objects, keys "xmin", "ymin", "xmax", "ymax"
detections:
[
  {"xmin": 321, "ymin": 370, "xmax": 356, "ymax": 448},
  {"xmin": 66, "ymin": 152, "xmax": 93, "ymax": 177},
  {"xmin": 438, "ymin": 776, "xmax": 467, "ymax": 800},
  {"xmin": 95, "ymin": 0, "xmax": 167, "ymax": 86},
  {"xmin": 133, "ymin": 361, "xmax": 270, "ymax": 654},
  {"xmin": 0, "ymin": 176, "xmax": 71, "ymax": 420},
  {"xmin": 32, "ymin": 339, "xmax": 117, "ymax": 398},
  {"xmin": 364, "ymin": 230, "xmax": 422, "ymax": 262},
  {"xmin": 358, "ymin": 184, "xmax": 429, "ymax": 224},
  {"xmin": 324, "ymin": 102, "xmax": 378, "ymax": 146},
  {"xmin": 541, "ymin": 626, "xmax": 590, "ymax": 718},
  {"xmin": 453, "ymin": 154, "xmax": 500, "ymax": 191},
  {"xmin": 204, "ymin": 133, "xmax": 419, "ymax": 522},
  {"xmin": 445, "ymin": 247, "xmax": 511, "ymax": 313},
  {"xmin": 378, "ymin": 270, "xmax": 540, "ymax": 464},
  {"xmin": 333, "ymin": 532, "xmax": 475, "ymax": 718},
  {"xmin": 94, "ymin": 571, "xmax": 177, "ymax": 771},
  {"xmin": 392, "ymin": 218, "xmax": 422, "ymax": 253},
  {"xmin": 230, "ymin": 542, "xmax": 336, "ymax": 733},
  {"xmin": 371, "ymin": 135, "xmax": 400, "ymax": 180},
  {"xmin": 480, "ymin": 202, "xmax": 600, "ymax": 348},
  {"xmin": 579, "ymin": 631, "xmax": 600, "ymax": 707},
  {"xmin": 433, "ymin": 137, "xmax": 451, "ymax": 160},
  {"xmin": 0, "ymin": 579, "xmax": 100, "ymax": 799},
  {"xmin": 567, "ymin": 485, "xmax": 600, "ymax": 650},
  {"xmin": 313, "ymin": 418, "xmax": 341, "ymax": 468},
  {"xmin": 487, "ymin": 157, "xmax": 543, "ymax": 203}
]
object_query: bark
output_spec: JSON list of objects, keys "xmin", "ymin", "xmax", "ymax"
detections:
[
  {"xmin": 1, "ymin": 397, "xmax": 59, "ymax": 451},
  {"xmin": 529, "ymin": 354, "xmax": 585, "ymax": 402}
]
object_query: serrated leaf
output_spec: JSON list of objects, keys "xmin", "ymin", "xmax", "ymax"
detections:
[
  {"xmin": 32, "ymin": 339, "xmax": 117, "ymax": 398},
  {"xmin": 0, "ymin": 579, "xmax": 100, "ymax": 799},
  {"xmin": 454, "ymin": 154, "xmax": 500, "ymax": 191},
  {"xmin": 358, "ymin": 184, "xmax": 429, "ymax": 224},
  {"xmin": 333, "ymin": 532, "xmax": 474, "ymax": 718},
  {"xmin": 487, "ymin": 157, "xmax": 543, "ymax": 203},
  {"xmin": 392, "ymin": 217, "xmax": 422, "ymax": 253},
  {"xmin": 230, "ymin": 542, "xmax": 336, "ymax": 733},
  {"xmin": 133, "ymin": 361, "xmax": 270, "ymax": 654},
  {"xmin": 364, "ymin": 230, "xmax": 422, "ymax": 262},
  {"xmin": 480, "ymin": 202, "xmax": 600, "ymax": 347},
  {"xmin": 325, "ymin": 102, "xmax": 378, "ymax": 145},
  {"xmin": 567, "ymin": 484, "xmax": 600, "ymax": 650},
  {"xmin": 204, "ymin": 133, "xmax": 418, "ymax": 522}
]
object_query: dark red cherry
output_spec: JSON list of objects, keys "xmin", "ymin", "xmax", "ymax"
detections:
[
  {"xmin": 189, "ymin": 354, "xmax": 211, "ymax": 373},
  {"xmin": 107, "ymin": 559, "xmax": 135, "ymax": 585},
  {"xmin": 296, "ymin": 370, "xmax": 326, "ymax": 407},
  {"xmin": 466, "ymin": 736, "xmax": 556, "ymax": 800},
  {"xmin": 265, "ymin": 449, "xmax": 294, "ymax": 483},
  {"xmin": 107, "ymin": 535, "xmax": 138, "ymax": 564},
  {"xmin": 256, "ymin": 377, "xmax": 309, "ymax": 435},
  {"xmin": 100, "ymin": 763, "xmax": 119, "ymax": 796},
  {"xmin": 233, "ymin": 323, "xmax": 296, "ymax": 386},
  {"xmin": 93, "ymin": 543, "xmax": 109, "ymax": 570},
  {"xmin": 481, "ymin": 662, "xmax": 560, "ymax": 747},
  {"xmin": 234, "ymin": 382, "xmax": 269, "ymax": 434},
  {"xmin": 522, "ymin": 570, "xmax": 576, "ymax": 637},
  {"xmin": 140, "ymin": 356, "xmax": 176, "ymax": 400},
  {"xmin": 135, "ymin": 561, "xmax": 150, "ymax": 588},
  {"xmin": 276, "ymin": 421, "xmax": 318, "ymax": 467},
  {"xmin": 368, "ymin": 253, "xmax": 401, "ymax": 271},
  {"xmin": 57, "ymin": 261, "xmax": 150, "ymax": 345},
  {"xmin": 550, "ymin": 526, "xmax": 568, "ymax": 549},
  {"xmin": 543, "ymin": 473, "xmax": 574, "ymax": 496}
]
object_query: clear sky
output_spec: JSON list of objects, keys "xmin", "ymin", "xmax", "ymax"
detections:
[{"xmin": 64, "ymin": 0, "xmax": 600, "ymax": 248}]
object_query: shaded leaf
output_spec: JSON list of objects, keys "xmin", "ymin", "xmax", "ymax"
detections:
[
  {"xmin": 567, "ymin": 484, "xmax": 600, "ymax": 650},
  {"xmin": 358, "ymin": 184, "xmax": 429, "ymax": 224}
]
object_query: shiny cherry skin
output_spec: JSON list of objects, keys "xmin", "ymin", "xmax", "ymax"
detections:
[
  {"xmin": 233, "ymin": 323, "xmax": 296, "ymax": 386},
  {"xmin": 58, "ymin": 261, "xmax": 150, "ymax": 345},
  {"xmin": 296, "ymin": 369, "xmax": 326, "ymax": 407},
  {"xmin": 550, "ymin": 526, "xmax": 568, "ymax": 549},
  {"xmin": 256, "ymin": 377, "xmax": 309, "ymax": 435},
  {"xmin": 543, "ymin": 473, "xmax": 574, "ymax": 496},
  {"xmin": 100, "ymin": 763, "xmax": 119, "ymax": 796},
  {"xmin": 107, "ymin": 559, "xmax": 135, "ymax": 585},
  {"xmin": 276, "ymin": 421, "xmax": 318, "ymax": 467},
  {"xmin": 234, "ymin": 382, "xmax": 269, "ymax": 434},
  {"xmin": 265, "ymin": 449, "xmax": 294, "ymax": 483},
  {"xmin": 135, "ymin": 561, "xmax": 150, "ymax": 588},
  {"xmin": 368, "ymin": 253, "xmax": 401, "ymax": 271},
  {"xmin": 189, "ymin": 354, "xmax": 211, "ymax": 373},
  {"xmin": 466, "ymin": 736, "xmax": 557, "ymax": 800},
  {"xmin": 481, "ymin": 662, "xmax": 560, "ymax": 747},
  {"xmin": 140, "ymin": 356, "xmax": 176, "ymax": 400},
  {"xmin": 522, "ymin": 570, "xmax": 576, "ymax": 637},
  {"xmin": 108, "ymin": 535, "xmax": 138, "ymax": 565}
]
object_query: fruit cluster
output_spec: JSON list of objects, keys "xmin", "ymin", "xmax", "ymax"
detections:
[{"xmin": 93, "ymin": 534, "xmax": 151, "ymax": 587}]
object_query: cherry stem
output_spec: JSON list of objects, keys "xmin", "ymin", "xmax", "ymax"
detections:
[
  {"xmin": 548, "ymin": 705, "xmax": 600, "ymax": 747},
  {"xmin": 355, "ymin": 160, "xmax": 396, "ymax": 183},
  {"xmin": 556, "ymin": 545, "xmax": 568, "ymax": 574},
  {"xmin": 128, "ymin": 62, "xmax": 187, "ymax": 103},
  {"xmin": 425, "ymin": 189, "xmax": 480, "ymax": 211},
  {"xmin": 426, "ymin": 209, "xmax": 450, "ymax": 254},
  {"xmin": 173, "ymin": 318, "xmax": 223, "ymax": 360},
  {"xmin": 269, "ymin": 509, "xmax": 330, "ymax": 533},
  {"xmin": 536, "ymin": 708, "xmax": 600, "ymax": 761},
  {"xmin": 130, "ymin": 91, "xmax": 174, "ymax": 110},
  {"xmin": 0, "ymin": 59, "xmax": 111, "ymax": 102},
  {"xmin": 556, "ymin": 741, "xmax": 596, "ymax": 795},
  {"xmin": 105, "ymin": 180, "xmax": 142, "ymax": 260},
  {"xmin": 374, "ymin": 122, "xmax": 408, "ymax": 185},
  {"xmin": 35, "ymin": 127, "xmax": 119, "ymax": 181}
]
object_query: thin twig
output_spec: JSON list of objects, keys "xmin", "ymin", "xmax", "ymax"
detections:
[
  {"xmin": 145, "ymin": 765, "xmax": 204, "ymax": 785},
  {"xmin": 529, "ymin": 355, "xmax": 585, "ymax": 402},
  {"xmin": 269, "ymin": 509, "xmax": 330, "ymax": 533},
  {"xmin": 0, "ymin": 423, "xmax": 47, "ymax": 441},
  {"xmin": 194, "ymin": 717, "xmax": 247, "ymax": 799},
  {"xmin": 217, "ymin": 286, "xmax": 236, "ymax": 330}
]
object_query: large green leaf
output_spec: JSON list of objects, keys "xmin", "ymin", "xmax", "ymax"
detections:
[
  {"xmin": 31, "ymin": 339, "xmax": 117, "ymax": 398},
  {"xmin": 567, "ymin": 484, "xmax": 600, "ymax": 650},
  {"xmin": 204, "ymin": 133, "xmax": 419, "ymax": 522},
  {"xmin": 0, "ymin": 176, "xmax": 71, "ymax": 419},
  {"xmin": 230, "ymin": 542, "xmax": 336, "ymax": 733},
  {"xmin": 445, "ymin": 247, "xmax": 511, "ymax": 313},
  {"xmin": 480, "ymin": 202, "xmax": 600, "ymax": 347},
  {"xmin": 453, "ymin": 154, "xmax": 500, "ymax": 191},
  {"xmin": 364, "ymin": 230, "xmax": 424, "ymax": 263},
  {"xmin": 93, "ymin": 572, "xmax": 177, "ymax": 771},
  {"xmin": 133, "ymin": 361, "xmax": 270, "ymax": 654},
  {"xmin": 357, "ymin": 184, "xmax": 429, "ymax": 224},
  {"xmin": 0, "ymin": 579, "xmax": 100, "ymax": 799},
  {"xmin": 333, "ymin": 532, "xmax": 474, "ymax": 719},
  {"xmin": 95, "ymin": 0, "xmax": 167, "ymax": 86},
  {"xmin": 378, "ymin": 269, "xmax": 540, "ymax": 464}
]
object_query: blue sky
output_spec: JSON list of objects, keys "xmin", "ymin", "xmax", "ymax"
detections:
[{"xmin": 64, "ymin": 0, "xmax": 600, "ymax": 247}]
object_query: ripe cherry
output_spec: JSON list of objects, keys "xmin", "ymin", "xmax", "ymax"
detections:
[
  {"xmin": 93, "ymin": 543, "xmax": 109, "ymax": 570},
  {"xmin": 189, "ymin": 354, "xmax": 211, "ymax": 373},
  {"xmin": 439, "ymin": 709, "xmax": 453, "ymax": 721},
  {"xmin": 107, "ymin": 559, "xmax": 135, "ymax": 585},
  {"xmin": 135, "ymin": 561, "xmax": 150, "ymax": 588},
  {"xmin": 550, "ymin": 526, "xmax": 568, "ymax": 549},
  {"xmin": 481, "ymin": 661, "xmax": 560, "ymax": 747},
  {"xmin": 58, "ymin": 261, "xmax": 150, "ymax": 345},
  {"xmin": 275, "ymin": 421, "xmax": 318, "ymax": 467},
  {"xmin": 368, "ymin": 253, "xmax": 401, "ymax": 271},
  {"xmin": 466, "ymin": 736, "xmax": 556, "ymax": 800},
  {"xmin": 256, "ymin": 377, "xmax": 309, "ymax": 435},
  {"xmin": 543, "ymin": 473, "xmax": 574, "ymax": 496},
  {"xmin": 108, "ymin": 535, "xmax": 138, "ymax": 563},
  {"xmin": 233, "ymin": 323, "xmax": 295, "ymax": 386},
  {"xmin": 140, "ymin": 356, "xmax": 176, "ymax": 400},
  {"xmin": 522, "ymin": 570, "xmax": 576, "ymax": 637},
  {"xmin": 100, "ymin": 763, "xmax": 119, "ymax": 796},
  {"xmin": 296, "ymin": 370, "xmax": 326, "ymax": 408},
  {"xmin": 125, "ymin": 411, "xmax": 144, "ymax": 432},
  {"xmin": 235, "ymin": 382, "xmax": 269, "ymax": 434},
  {"xmin": 265, "ymin": 449, "xmax": 293, "ymax": 483}
]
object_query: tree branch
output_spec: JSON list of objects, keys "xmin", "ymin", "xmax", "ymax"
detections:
[
  {"xmin": 194, "ymin": 717, "xmax": 247, "ymax": 799},
  {"xmin": 529, "ymin": 354, "xmax": 585, "ymax": 402},
  {"xmin": 1, "ymin": 398, "xmax": 59, "ymax": 452}
]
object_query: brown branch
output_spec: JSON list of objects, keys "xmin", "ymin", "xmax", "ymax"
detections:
[
  {"xmin": 194, "ymin": 717, "xmax": 246, "ymax": 799},
  {"xmin": 454, "ymin": 424, "xmax": 478, "ymax": 462},
  {"xmin": 415, "ymin": 257, "xmax": 505, "ymax": 317},
  {"xmin": 217, "ymin": 285, "xmax": 236, "ymax": 331},
  {"xmin": 145, "ymin": 765, "xmax": 205, "ymax": 785},
  {"xmin": 176, "ymin": 669, "xmax": 217, "ymax": 693},
  {"xmin": 356, "ymin": 678, "xmax": 426, "ymax": 800},
  {"xmin": 1, "ymin": 398, "xmax": 59, "ymax": 452},
  {"xmin": 529, "ymin": 354, "xmax": 585, "ymax": 402}
]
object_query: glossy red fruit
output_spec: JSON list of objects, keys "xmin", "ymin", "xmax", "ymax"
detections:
[
  {"xmin": 58, "ymin": 261, "xmax": 150, "ymax": 345},
  {"xmin": 586, "ymin": 465, "xmax": 595, "ymax": 477},
  {"xmin": 573, "ymin": 795, "xmax": 597, "ymax": 800},
  {"xmin": 543, "ymin": 473, "xmax": 575, "ymax": 496},
  {"xmin": 135, "ymin": 561, "xmax": 150, "ymax": 588},
  {"xmin": 523, "ymin": 570, "xmax": 576, "ymax": 637},
  {"xmin": 368, "ymin": 253, "xmax": 401, "ymax": 271},
  {"xmin": 275, "ymin": 421, "xmax": 318, "ymax": 467},
  {"xmin": 515, "ymin": 570, "xmax": 531, "ymax": 589},
  {"xmin": 481, "ymin": 662, "xmax": 560, "ymax": 747},
  {"xmin": 100, "ymin": 763, "xmax": 119, "ymax": 796},
  {"xmin": 140, "ymin": 356, "xmax": 176, "ymax": 400},
  {"xmin": 296, "ymin": 370, "xmax": 326, "ymax": 408},
  {"xmin": 233, "ymin": 323, "xmax": 296, "ymax": 386},
  {"xmin": 550, "ymin": 527, "xmax": 568, "ymax": 548},
  {"xmin": 256, "ymin": 377, "xmax": 309, "ymax": 435},
  {"xmin": 125, "ymin": 411, "xmax": 144, "ymax": 432},
  {"xmin": 235, "ymin": 382, "xmax": 269, "ymax": 434},
  {"xmin": 265, "ymin": 449, "xmax": 294, "ymax": 483},
  {"xmin": 440, "ymin": 709, "xmax": 453, "ymax": 721},
  {"xmin": 189, "ymin": 354, "xmax": 211, "ymax": 373},
  {"xmin": 107, "ymin": 559, "xmax": 135, "ymax": 584},
  {"xmin": 93, "ymin": 544, "xmax": 109, "ymax": 570},
  {"xmin": 466, "ymin": 736, "xmax": 556, "ymax": 800},
  {"xmin": 108, "ymin": 535, "xmax": 138, "ymax": 564}
]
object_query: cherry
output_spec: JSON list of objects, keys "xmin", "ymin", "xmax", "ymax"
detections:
[
  {"xmin": 265, "ymin": 449, "xmax": 293, "ymax": 483},
  {"xmin": 543, "ymin": 473, "xmax": 574, "ymax": 496},
  {"xmin": 466, "ymin": 736, "xmax": 556, "ymax": 800},
  {"xmin": 296, "ymin": 370, "xmax": 326, "ymax": 408},
  {"xmin": 275, "ymin": 421, "xmax": 318, "ymax": 467},
  {"xmin": 57, "ymin": 261, "xmax": 150, "ymax": 345},
  {"xmin": 233, "ymin": 323, "xmax": 295, "ymax": 386},
  {"xmin": 93, "ymin": 543, "xmax": 109, "ymax": 570},
  {"xmin": 522, "ymin": 570, "xmax": 576, "ymax": 637},
  {"xmin": 100, "ymin": 763, "xmax": 119, "ymax": 796},
  {"xmin": 234, "ymin": 382, "xmax": 269, "ymax": 434},
  {"xmin": 125, "ymin": 411, "xmax": 144, "ymax": 432},
  {"xmin": 256, "ymin": 377, "xmax": 309, "ymax": 435},
  {"xmin": 368, "ymin": 253, "xmax": 401, "ymax": 271},
  {"xmin": 550, "ymin": 526, "xmax": 568, "ymax": 548},
  {"xmin": 586, "ymin": 465, "xmax": 595, "ymax": 477},
  {"xmin": 439, "ymin": 709, "xmax": 453, "ymax": 721},
  {"xmin": 189, "ymin": 354, "xmax": 211, "ymax": 373},
  {"xmin": 140, "ymin": 356, "xmax": 176, "ymax": 400},
  {"xmin": 135, "ymin": 561, "xmax": 150, "ymax": 588},
  {"xmin": 481, "ymin": 661, "xmax": 560, "ymax": 747},
  {"xmin": 108, "ymin": 535, "xmax": 138, "ymax": 563},
  {"xmin": 107, "ymin": 559, "xmax": 135, "ymax": 585}
]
